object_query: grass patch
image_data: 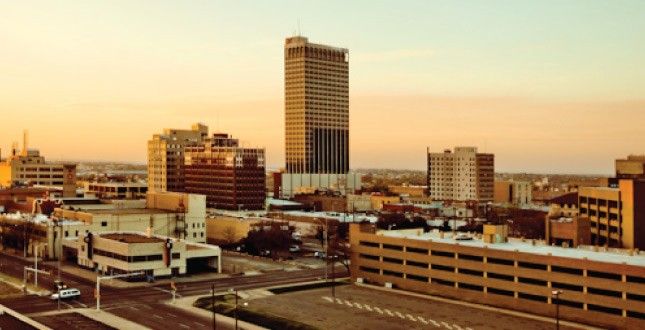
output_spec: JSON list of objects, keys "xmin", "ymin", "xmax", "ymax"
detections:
[
  {"xmin": 269, "ymin": 281, "xmax": 348, "ymax": 295},
  {"xmin": 195, "ymin": 297, "xmax": 317, "ymax": 330}
]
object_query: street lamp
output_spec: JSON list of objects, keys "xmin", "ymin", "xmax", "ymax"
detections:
[
  {"xmin": 229, "ymin": 288, "xmax": 239, "ymax": 330},
  {"xmin": 551, "ymin": 290, "xmax": 563, "ymax": 330}
]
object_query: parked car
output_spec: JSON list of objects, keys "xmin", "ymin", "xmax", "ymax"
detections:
[
  {"xmin": 314, "ymin": 251, "xmax": 327, "ymax": 259},
  {"xmin": 289, "ymin": 245, "xmax": 301, "ymax": 253},
  {"xmin": 50, "ymin": 288, "xmax": 81, "ymax": 300},
  {"xmin": 455, "ymin": 233, "xmax": 473, "ymax": 241}
]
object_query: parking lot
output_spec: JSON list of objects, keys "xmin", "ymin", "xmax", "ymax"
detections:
[{"xmin": 244, "ymin": 285, "xmax": 581, "ymax": 330}]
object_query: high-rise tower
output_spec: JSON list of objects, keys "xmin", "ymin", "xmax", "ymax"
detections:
[{"xmin": 284, "ymin": 36, "xmax": 349, "ymax": 174}]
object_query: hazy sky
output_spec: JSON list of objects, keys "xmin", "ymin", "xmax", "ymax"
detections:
[{"xmin": 1, "ymin": 1, "xmax": 644, "ymax": 174}]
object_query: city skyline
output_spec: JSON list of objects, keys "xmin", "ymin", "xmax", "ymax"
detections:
[{"xmin": 1, "ymin": 1, "xmax": 645, "ymax": 174}]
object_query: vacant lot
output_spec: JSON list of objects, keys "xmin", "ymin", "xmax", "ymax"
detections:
[
  {"xmin": 0, "ymin": 281, "xmax": 21, "ymax": 297},
  {"xmin": 244, "ymin": 285, "xmax": 579, "ymax": 330}
]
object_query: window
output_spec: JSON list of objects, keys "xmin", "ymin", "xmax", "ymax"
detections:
[
  {"xmin": 518, "ymin": 261, "xmax": 547, "ymax": 271},
  {"xmin": 101, "ymin": 221, "xmax": 107, "ymax": 227},
  {"xmin": 433, "ymin": 264, "xmax": 455, "ymax": 272},
  {"xmin": 383, "ymin": 270, "xmax": 403, "ymax": 278},
  {"xmin": 551, "ymin": 265, "xmax": 583, "ymax": 276},
  {"xmin": 587, "ymin": 270, "xmax": 622, "ymax": 281},
  {"xmin": 552, "ymin": 282, "xmax": 583, "ymax": 292},
  {"xmin": 487, "ymin": 272, "xmax": 514, "ymax": 281},
  {"xmin": 459, "ymin": 268, "xmax": 484, "ymax": 277},
  {"xmin": 587, "ymin": 304, "xmax": 622, "ymax": 316},
  {"xmin": 459, "ymin": 254, "xmax": 483, "ymax": 262},
  {"xmin": 459, "ymin": 283, "xmax": 483, "ymax": 292},
  {"xmin": 383, "ymin": 257, "xmax": 403, "ymax": 265},
  {"xmin": 518, "ymin": 292, "xmax": 547, "ymax": 303},
  {"xmin": 359, "ymin": 241, "xmax": 379, "ymax": 248},
  {"xmin": 488, "ymin": 287, "xmax": 514, "ymax": 297},
  {"xmin": 359, "ymin": 266, "xmax": 379, "ymax": 274},
  {"xmin": 171, "ymin": 253, "xmax": 181, "ymax": 259},
  {"xmin": 383, "ymin": 244, "xmax": 403, "ymax": 251},
  {"xmin": 359, "ymin": 253, "xmax": 379, "ymax": 261},
  {"xmin": 518, "ymin": 277, "xmax": 547, "ymax": 286},
  {"xmin": 433, "ymin": 278, "xmax": 454, "ymax": 287},
  {"xmin": 431, "ymin": 250, "xmax": 455, "ymax": 258},
  {"xmin": 587, "ymin": 287, "xmax": 622, "ymax": 298}
]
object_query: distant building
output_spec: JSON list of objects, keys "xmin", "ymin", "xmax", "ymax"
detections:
[
  {"xmin": 615, "ymin": 155, "xmax": 645, "ymax": 179},
  {"xmin": 388, "ymin": 185, "xmax": 426, "ymax": 198},
  {"xmin": 84, "ymin": 181, "xmax": 148, "ymax": 199},
  {"xmin": 350, "ymin": 223, "xmax": 645, "ymax": 329},
  {"xmin": 278, "ymin": 172, "xmax": 361, "ymax": 198},
  {"xmin": 427, "ymin": 147, "xmax": 494, "ymax": 202},
  {"xmin": 147, "ymin": 123, "xmax": 208, "ymax": 193},
  {"xmin": 547, "ymin": 192, "xmax": 579, "ymax": 218},
  {"xmin": 494, "ymin": 180, "xmax": 532, "ymax": 206},
  {"xmin": 0, "ymin": 131, "xmax": 76, "ymax": 197},
  {"xmin": 579, "ymin": 179, "xmax": 645, "ymax": 249},
  {"xmin": 184, "ymin": 133, "xmax": 265, "ymax": 210}
]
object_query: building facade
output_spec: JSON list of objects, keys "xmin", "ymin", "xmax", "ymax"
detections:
[
  {"xmin": 74, "ymin": 232, "xmax": 220, "ymax": 278},
  {"xmin": 350, "ymin": 224, "xmax": 645, "ymax": 329},
  {"xmin": 284, "ymin": 36, "xmax": 349, "ymax": 174},
  {"xmin": 427, "ymin": 147, "xmax": 494, "ymax": 202},
  {"xmin": 84, "ymin": 182, "xmax": 148, "ymax": 200},
  {"xmin": 147, "ymin": 123, "xmax": 208, "ymax": 193},
  {"xmin": 579, "ymin": 179, "xmax": 645, "ymax": 250},
  {"xmin": 184, "ymin": 133, "xmax": 265, "ymax": 210}
]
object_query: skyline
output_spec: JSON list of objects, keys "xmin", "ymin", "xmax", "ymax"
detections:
[{"xmin": 2, "ymin": 1, "xmax": 645, "ymax": 174}]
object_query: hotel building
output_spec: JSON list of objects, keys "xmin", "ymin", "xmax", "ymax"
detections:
[
  {"xmin": 184, "ymin": 133, "xmax": 265, "ymax": 210},
  {"xmin": 350, "ymin": 224, "xmax": 645, "ymax": 329},
  {"xmin": 427, "ymin": 147, "xmax": 494, "ymax": 202}
]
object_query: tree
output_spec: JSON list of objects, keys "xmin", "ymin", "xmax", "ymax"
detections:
[
  {"xmin": 242, "ymin": 222, "xmax": 292, "ymax": 259},
  {"xmin": 223, "ymin": 226, "xmax": 237, "ymax": 245}
]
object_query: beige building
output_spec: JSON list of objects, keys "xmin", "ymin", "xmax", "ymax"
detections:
[
  {"xmin": 147, "ymin": 123, "xmax": 208, "ymax": 192},
  {"xmin": 0, "ymin": 132, "xmax": 76, "ymax": 197},
  {"xmin": 206, "ymin": 216, "xmax": 262, "ymax": 244},
  {"xmin": 73, "ymin": 232, "xmax": 220, "ymax": 278},
  {"xmin": 388, "ymin": 185, "xmax": 426, "ymax": 198},
  {"xmin": 616, "ymin": 155, "xmax": 645, "ymax": 179},
  {"xmin": 427, "ymin": 147, "xmax": 494, "ymax": 202},
  {"xmin": 494, "ymin": 180, "xmax": 532, "ymax": 206},
  {"xmin": 579, "ymin": 179, "xmax": 645, "ymax": 250},
  {"xmin": 284, "ymin": 36, "xmax": 349, "ymax": 175},
  {"xmin": 350, "ymin": 224, "xmax": 645, "ymax": 329}
]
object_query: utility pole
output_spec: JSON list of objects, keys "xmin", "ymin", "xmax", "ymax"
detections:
[
  {"xmin": 211, "ymin": 284, "xmax": 217, "ymax": 330},
  {"xmin": 324, "ymin": 217, "xmax": 328, "ymax": 282},
  {"xmin": 551, "ymin": 290, "xmax": 563, "ymax": 330}
]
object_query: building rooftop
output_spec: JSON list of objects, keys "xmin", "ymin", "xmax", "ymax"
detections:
[
  {"xmin": 379, "ymin": 229, "xmax": 645, "ymax": 267},
  {"xmin": 86, "ymin": 208, "xmax": 175, "ymax": 215},
  {"xmin": 100, "ymin": 233, "xmax": 165, "ymax": 243}
]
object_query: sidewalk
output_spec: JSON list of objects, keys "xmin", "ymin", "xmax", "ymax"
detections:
[
  {"xmin": 0, "ymin": 272, "xmax": 50, "ymax": 297},
  {"xmin": 356, "ymin": 283, "xmax": 603, "ymax": 330}
]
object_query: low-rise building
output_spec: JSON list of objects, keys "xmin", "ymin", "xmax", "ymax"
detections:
[
  {"xmin": 84, "ymin": 182, "xmax": 148, "ymax": 199},
  {"xmin": 616, "ymin": 155, "xmax": 645, "ymax": 179},
  {"xmin": 350, "ymin": 223, "xmax": 645, "ymax": 329},
  {"xmin": 388, "ymin": 185, "xmax": 426, "ymax": 198},
  {"xmin": 546, "ymin": 216, "xmax": 591, "ymax": 248},
  {"xmin": 547, "ymin": 192, "xmax": 578, "ymax": 218},
  {"xmin": 73, "ymin": 232, "xmax": 220, "ymax": 278}
]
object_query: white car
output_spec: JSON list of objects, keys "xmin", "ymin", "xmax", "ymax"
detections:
[{"xmin": 50, "ymin": 288, "xmax": 81, "ymax": 300}]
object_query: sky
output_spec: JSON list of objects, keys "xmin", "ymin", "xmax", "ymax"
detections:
[{"xmin": 1, "ymin": 1, "xmax": 644, "ymax": 174}]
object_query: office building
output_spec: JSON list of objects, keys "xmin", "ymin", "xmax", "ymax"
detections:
[
  {"xmin": 494, "ymin": 180, "xmax": 532, "ymax": 206},
  {"xmin": 147, "ymin": 123, "xmax": 208, "ymax": 192},
  {"xmin": 184, "ymin": 133, "xmax": 266, "ymax": 210},
  {"xmin": 284, "ymin": 36, "xmax": 349, "ymax": 174},
  {"xmin": 579, "ymin": 179, "xmax": 645, "ymax": 249},
  {"xmin": 0, "ymin": 131, "xmax": 76, "ymax": 197},
  {"xmin": 350, "ymin": 223, "xmax": 645, "ymax": 329},
  {"xmin": 427, "ymin": 147, "xmax": 494, "ymax": 202}
]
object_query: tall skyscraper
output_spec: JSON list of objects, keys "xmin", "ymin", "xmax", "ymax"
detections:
[
  {"xmin": 427, "ymin": 147, "xmax": 494, "ymax": 202},
  {"xmin": 284, "ymin": 36, "xmax": 349, "ymax": 174},
  {"xmin": 147, "ymin": 123, "xmax": 209, "ymax": 192}
]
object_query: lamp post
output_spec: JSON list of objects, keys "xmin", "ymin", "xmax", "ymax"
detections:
[{"xmin": 551, "ymin": 290, "xmax": 563, "ymax": 330}]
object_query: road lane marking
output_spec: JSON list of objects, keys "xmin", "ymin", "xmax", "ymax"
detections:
[
  {"xmin": 385, "ymin": 309, "xmax": 394, "ymax": 316},
  {"xmin": 129, "ymin": 306, "xmax": 140, "ymax": 311},
  {"xmin": 193, "ymin": 321, "xmax": 206, "ymax": 327},
  {"xmin": 364, "ymin": 304, "xmax": 372, "ymax": 311},
  {"xmin": 167, "ymin": 313, "xmax": 177, "ymax": 318},
  {"xmin": 442, "ymin": 321, "xmax": 453, "ymax": 329},
  {"xmin": 395, "ymin": 311, "xmax": 405, "ymax": 319},
  {"xmin": 178, "ymin": 323, "xmax": 190, "ymax": 329},
  {"xmin": 353, "ymin": 303, "xmax": 362, "ymax": 309},
  {"xmin": 406, "ymin": 314, "xmax": 416, "ymax": 321},
  {"xmin": 322, "ymin": 296, "xmax": 333, "ymax": 303},
  {"xmin": 344, "ymin": 300, "xmax": 353, "ymax": 307},
  {"xmin": 153, "ymin": 314, "xmax": 163, "ymax": 319},
  {"xmin": 453, "ymin": 324, "xmax": 463, "ymax": 330},
  {"xmin": 418, "ymin": 317, "xmax": 429, "ymax": 325}
]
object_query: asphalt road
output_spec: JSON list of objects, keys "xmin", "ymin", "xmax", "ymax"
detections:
[{"xmin": 0, "ymin": 251, "xmax": 346, "ymax": 329}]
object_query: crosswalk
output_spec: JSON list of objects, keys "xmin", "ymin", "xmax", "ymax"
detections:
[{"xmin": 321, "ymin": 296, "xmax": 474, "ymax": 330}]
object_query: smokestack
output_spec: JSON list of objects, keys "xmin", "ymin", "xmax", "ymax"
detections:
[{"xmin": 22, "ymin": 129, "xmax": 28, "ymax": 156}]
